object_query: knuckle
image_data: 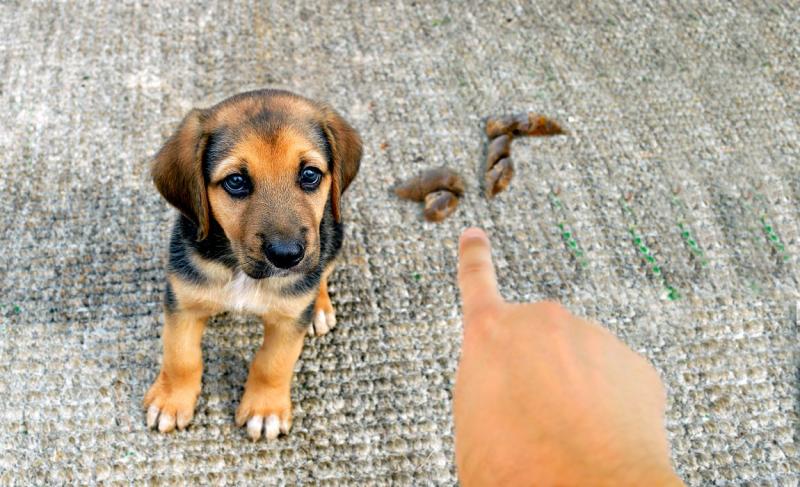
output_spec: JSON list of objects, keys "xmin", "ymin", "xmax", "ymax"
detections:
[{"xmin": 458, "ymin": 260, "xmax": 488, "ymax": 278}]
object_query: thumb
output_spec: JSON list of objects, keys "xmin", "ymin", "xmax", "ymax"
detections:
[{"xmin": 458, "ymin": 228, "xmax": 502, "ymax": 321}]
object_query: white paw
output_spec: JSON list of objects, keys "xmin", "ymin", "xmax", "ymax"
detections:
[
  {"xmin": 307, "ymin": 309, "xmax": 336, "ymax": 337},
  {"xmin": 146, "ymin": 404, "xmax": 193, "ymax": 432},
  {"xmin": 245, "ymin": 413, "xmax": 291, "ymax": 441}
]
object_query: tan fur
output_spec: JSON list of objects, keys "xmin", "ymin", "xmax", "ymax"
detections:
[
  {"xmin": 320, "ymin": 107, "xmax": 362, "ymax": 221},
  {"xmin": 168, "ymin": 259, "xmax": 315, "ymax": 318},
  {"xmin": 314, "ymin": 266, "xmax": 335, "ymax": 318},
  {"xmin": 235, "ymin": 314, "xmax": 307, "ymax": 433},
  {"xmin": 144, "ymin": 310, "xmax": 209, "ymax": 432},
  {"xmin": 151, "ymin": 109, "xmax": 211, "ymax": 240},
  {"xmin": 206, "ymin": 127, "xmax": 331, "ymax": 277},
  {"xmin": 146, "ymin": 254, "xmax": 324, "ymax": 435}
]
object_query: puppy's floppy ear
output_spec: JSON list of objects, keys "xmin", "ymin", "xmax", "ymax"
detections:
[
  {"xmin": 151, "ymin": 108, "xmax": 211, "ymax": 240},
  {"xmin": 321, "ymin": 107, "xmax": 362, "ymax": 222}
]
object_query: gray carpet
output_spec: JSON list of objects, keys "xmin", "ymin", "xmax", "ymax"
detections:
[{"xmin": 1, "ymin": 1, "xmax": 798, "ymax": 484}]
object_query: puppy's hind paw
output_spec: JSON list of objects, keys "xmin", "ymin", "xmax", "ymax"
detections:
[{"xmin": 307, "ymin": 309, "xmax": 336, "ymax": 337}]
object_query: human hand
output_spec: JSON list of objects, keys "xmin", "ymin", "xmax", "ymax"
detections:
[{"xmin": 453, "ymin": 228, "xmax": 683, "ymax": 486}]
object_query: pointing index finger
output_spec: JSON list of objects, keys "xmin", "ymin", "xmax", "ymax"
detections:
[{"xmin": 458, "ymin": 228, "xmax": 502, "ymax": 320}]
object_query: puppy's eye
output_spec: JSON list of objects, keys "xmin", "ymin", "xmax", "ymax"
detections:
[
  {"xmin": 222, "ymin": 174, "xmax": 250, "ymax": 197},
  {"xmin": 299, "ymin": 167, "xmax": 322, "ymax": 191}
]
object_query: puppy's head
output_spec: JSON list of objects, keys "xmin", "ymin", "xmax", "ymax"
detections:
[{"xmin": 152, "ymin": 90, "xmax": 362, "ymax": 278}]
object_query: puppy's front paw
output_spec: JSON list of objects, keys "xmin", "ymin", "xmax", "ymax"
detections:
[
  {"xmin": 143, "ymin": 372, "xmax": 200, "ymax": 433},
  {"xmin": 235, "ymin": 384, "xmax": 292, "ymax": 441},
  {"xmin": 308, "ymin": 307, "xmax": 337, "ymax": 337}
]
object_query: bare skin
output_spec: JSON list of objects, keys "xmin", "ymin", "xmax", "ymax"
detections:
[{"xmin": 454, "ymin": 228, "xmax": 684, "ymax": 487}]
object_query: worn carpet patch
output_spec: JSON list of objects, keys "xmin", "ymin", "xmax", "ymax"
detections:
[{"xmin": 0, "ymin": 1, "xmax": 797, "ymax": 484}]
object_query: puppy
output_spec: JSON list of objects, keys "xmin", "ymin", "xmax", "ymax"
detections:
[{"xmin": 144, "ymin": 89, "xmax": 361, "ymax": 440}]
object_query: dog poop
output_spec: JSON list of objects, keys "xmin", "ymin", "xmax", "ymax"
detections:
[
  {"xmin": 485, "ymin": 115, "xmax": 517, "ymax": 140},
  {"xmin": 483, "ymin": 112, "xmax": 565, "ymax": 198},
  {"xmin": 486, "ymin": 134, "xmax": 512, "ymax": 169},
  {"xmin": 394, "ymin": 167, "xmax": 465, "ymax": 222},
  {"xmin": 423, "ymin": 190, "xmax": 459, "ymax": 222},
  {"xmin": 485, "ymin": 112, "xmax": 565, "ymax": 138},
  {"xmin": 394, "ymin": 166, "xmax": 465, "ymax": 202},
  {"xmin": 485, "ymin": 157, "xmax": 514, "ymax": 198},
  {"xmin": 512, "ymin": 112, "xmax": 564, "ymax": 137}
]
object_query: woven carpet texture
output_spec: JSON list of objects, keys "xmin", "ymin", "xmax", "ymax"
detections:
[{"xmin": 0, "ymin": 1, "xmax": 798, "ymax": 485}]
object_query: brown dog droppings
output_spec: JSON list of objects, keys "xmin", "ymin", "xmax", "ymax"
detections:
[
  {"xmin": 482, "ymin": 112, "xmax": 564, "ymax": 199},
  {"xmin": 423, "ymin": 190, "xmax": 459, "ymax": 222},
  {"xmin": 486, "ymin": 134, "xmax": 513, "ymax": 169},
  {"xmin": 486, "ymin": 112, "xmax": 564, "ymax": 138},
  {"xmin": 394, "ymin": 167, "xmax": 465, "ymax": 202},
  {"xmin": 485, "ymin": 115, "xmax": 517, "ymax": 138},
  {"xmin": 485, "ymin": 157, "xmax": 514, "ymax": 198},
  {"xmin": 512, "ymin": 113, "xmax": 565, "ymax": 137},
  {"xmin": 394, "ymin": 167, "xmax": 465, "ymax": 223}
]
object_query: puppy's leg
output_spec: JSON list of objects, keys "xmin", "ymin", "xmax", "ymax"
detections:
[
  {"xmin": 308, "ymin": 265, "xmax": 337, "ymax": 337},
  {"xmin": 236, "ymin": 317, "xmax": 306, "ymax": 441},
  {"xmin": 144, "ymin": 310, "xmax": 208, "ymax": 432}
]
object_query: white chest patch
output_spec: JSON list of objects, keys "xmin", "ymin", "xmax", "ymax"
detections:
[{"xmin": 223, "ymin": 272, "xmax": 272, "ymax": 314}]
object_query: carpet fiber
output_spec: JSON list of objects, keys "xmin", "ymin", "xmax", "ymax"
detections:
[{"xmin": 1, "ymin": 1, "xmax": 798, "ymax": 484}]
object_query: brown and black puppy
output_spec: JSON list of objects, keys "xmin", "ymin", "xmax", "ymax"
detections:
[{"xmin": 144, "ymin": 89, "xmax": 361, "ymax": 440}]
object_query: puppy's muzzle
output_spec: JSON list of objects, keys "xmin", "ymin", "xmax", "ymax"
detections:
[{"xmin": 264, "ymin": 239, "xmax": 305, "ymax": 269}]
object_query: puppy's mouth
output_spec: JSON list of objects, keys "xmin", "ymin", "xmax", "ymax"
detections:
[
  {"xmin": 242, "ymin": 263, "xmax": 287, "ymax": 280},
  {"xmin": 241, "ymin": 254, "xmax": 318, "ymax": 280}
]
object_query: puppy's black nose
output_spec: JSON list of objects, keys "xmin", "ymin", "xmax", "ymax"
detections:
[{"xmin": 264, "ymin": 240, "xmax": 305, "ymax": 269}]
